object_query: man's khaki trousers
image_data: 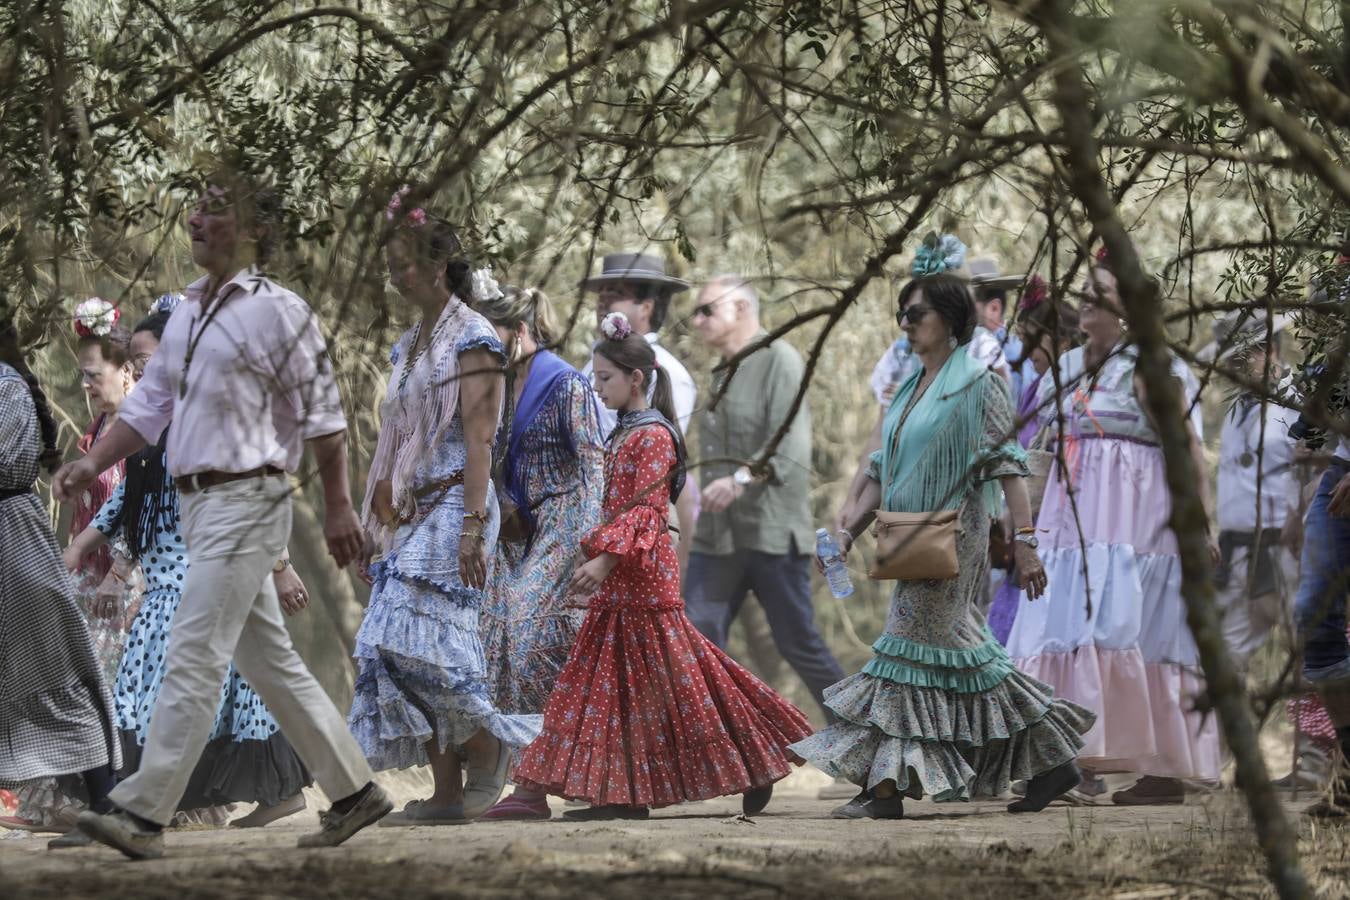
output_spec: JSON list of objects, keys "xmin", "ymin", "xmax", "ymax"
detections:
[{"xmin": 110, "ymin": 475, "xmax": 372, "ymax": 825}]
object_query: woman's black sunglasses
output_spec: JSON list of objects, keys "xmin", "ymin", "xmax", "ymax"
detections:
[{"xmin": 895, "ymin": 305, "xmax": 933, "ymax": 327}]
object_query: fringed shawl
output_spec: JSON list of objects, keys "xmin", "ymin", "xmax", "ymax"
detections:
[
  {"xmin": 879, "ymin": 348, "xmax": 1024, "ymax": 513},
  {"xmin": 500, "ymin": 351, "xmax": 598, "ymax": 536},
  {"xmin": 361, "ymin": 298, "xmax": 501, "ymax": 549}
]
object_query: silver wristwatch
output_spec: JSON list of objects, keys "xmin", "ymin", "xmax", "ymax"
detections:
[{"xmin": 1013, "ymin": 533, "xmax": 1039, "ymax": 550}]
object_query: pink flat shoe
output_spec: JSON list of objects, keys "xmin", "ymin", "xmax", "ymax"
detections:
[
  {"xmin": 0, "ymin": 815, "xmax": 58, "ymax": 834},
  {"xmin": 478, "ymin": 795, "xmax": 551, "ymax": 821}
]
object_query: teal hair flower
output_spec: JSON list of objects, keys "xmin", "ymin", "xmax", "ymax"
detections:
[{"xmin": 911, "ymin": 232, "xmax": 967, "ymax": 276}]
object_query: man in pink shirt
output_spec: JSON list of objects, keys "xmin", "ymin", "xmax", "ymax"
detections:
[{"xmin": 53, "ymin": 172, "xmax": 391, "ymax": 858}]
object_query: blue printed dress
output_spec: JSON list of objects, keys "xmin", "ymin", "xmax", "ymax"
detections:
[
  {"xmin": 92, "ymin": 462, "xmax": 311, "ymax": 808},
  {"xmin": 481, "ymin": 360, "xmax": 604, "ymax": 715},
  {"xmin": 350, "ymin": 306, "xmax": 541, "ymax": 770}
]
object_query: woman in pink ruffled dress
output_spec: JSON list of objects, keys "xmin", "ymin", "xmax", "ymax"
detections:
[{"xmin": 1006, "ymin": 255, "xmax": 1221, "ymax": 805}]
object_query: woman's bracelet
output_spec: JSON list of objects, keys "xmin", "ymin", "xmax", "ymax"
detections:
[
  {"xmin": 461, "ymin": 529, "xmax": 485, "ymax": 543},
  {"xmin": 1015, "ymin": 525, "xmax": 1035, "ymax": 535},
  {"xmin": 463, "ymin": 510, "xmax": 488, "ymax": 526}
]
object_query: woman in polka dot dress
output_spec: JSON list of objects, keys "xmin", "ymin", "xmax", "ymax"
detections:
[
  {"xmin": 61, "ymin": 304, "xmax": 312, "ymax": 828},
  {"xmin": 512, "ymin": 313, "xmax": 813, "ymax": 821}
]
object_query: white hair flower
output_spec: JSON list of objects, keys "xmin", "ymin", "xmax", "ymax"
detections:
[
  {"xmin": 470, "ymin": 267, "xmax": 503, "ymax": 303},
  {"xmin": 600, "ymin": 311, "xmax": 633, "ymax": 341},
  {"xmin": 73, "ymin": 298, "xmax": 120, "ymax": 338}
]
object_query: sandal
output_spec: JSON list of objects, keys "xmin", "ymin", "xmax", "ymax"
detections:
[
  {"xmin": 378, "ymin": 799, "xmax": 470, "ymax": 827},
  {"xmin": 0, "ymin": 815, "xmax": 58, "ymax": 834},
  {"xmin": 230, "ymin": 793, "xmax": 307, "ymax": 828},
  {"xmin": 463, "ymin": 736, "xmax": 511, "ymax": 819},
  {"xmin": 479, "ymin": 795, "xmax": 551, "ymax": 821}
]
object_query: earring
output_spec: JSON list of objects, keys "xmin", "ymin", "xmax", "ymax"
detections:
[{"xmin": 947, "ymin": 335, "xmax": 958, "ymax": 350}]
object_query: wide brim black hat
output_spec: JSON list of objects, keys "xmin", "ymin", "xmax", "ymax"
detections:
[{"xmin": 580, "ymin": 252, "xmax": 690, "ymax": 293}]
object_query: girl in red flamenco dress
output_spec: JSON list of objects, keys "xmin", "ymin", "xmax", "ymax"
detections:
[{"xmin": 511, "ymin": 313, "xmax": 813, "ymax": 821}]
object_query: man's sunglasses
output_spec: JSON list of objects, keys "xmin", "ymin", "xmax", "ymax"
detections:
[{"xmin": 895, "ymin": 305, "xmax": 933, "ymax": 327}]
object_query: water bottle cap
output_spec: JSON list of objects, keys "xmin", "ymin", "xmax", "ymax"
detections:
[{"xmin": 815, "ymin": 528, "xmax": 829, "ymax": 537}]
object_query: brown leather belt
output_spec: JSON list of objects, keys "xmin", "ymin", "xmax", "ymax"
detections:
[
  {"xmin": 175, "ymin": 466, "xmax": 285, "ymax": 496},
  {"xmin": 389, "ymin": 472, "xmax": 467, "ymax": 527},
  {"xmin": 412, "ymin": 471, "xmax": 464, "ymax": 501}
]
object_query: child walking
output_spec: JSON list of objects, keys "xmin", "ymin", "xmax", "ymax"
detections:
[{"xmin": 512, "ymin": 312, "xmax": 813, "ymax": 820}]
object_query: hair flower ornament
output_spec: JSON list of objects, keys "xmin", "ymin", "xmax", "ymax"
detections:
[
  {"xmin": 385, "ymin": 185, "xmax": 427, "ymax": 228},
  {"xmin": 73, "ymin": 298, "xmax": 120, "ymax": 338},
  {"xmin": 152, "ymin": 292, "xmax": 184, "ymax": 315},
  {"xmin": 1016, "ymin": 274, "xmax": 1048, "ymax": 313},
  {"xmin": 911, "ymin": 232, "xmax": 967, "ymax": 276},
  {"xmin": 470, "ymin": 267, "xmax": 503, "ymax": 303},
  {"xmin": 600, "ymin": 311, "xmax": 633, "ymax": 341}
]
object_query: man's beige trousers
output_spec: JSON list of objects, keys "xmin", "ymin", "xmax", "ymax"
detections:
[{"xmin": 110, "ymin": 475, "xmax": 372, "ymax": 824}]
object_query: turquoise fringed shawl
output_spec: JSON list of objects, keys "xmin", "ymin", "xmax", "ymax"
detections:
[{"xmin": 878, "ymin": 348, "xmax": 1023, "ymax": 513}]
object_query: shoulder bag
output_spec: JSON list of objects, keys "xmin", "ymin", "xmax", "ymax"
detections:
[{"xmin": 868, "ymin": 378, "xmax": 963, "ymax": 582}]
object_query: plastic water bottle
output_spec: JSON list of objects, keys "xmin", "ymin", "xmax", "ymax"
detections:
[{"xmin": 816, "ymin": 528, "xmax": 854, "ymax": 598}]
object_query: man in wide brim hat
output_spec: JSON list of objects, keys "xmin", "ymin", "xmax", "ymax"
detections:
[{"xmin": 578, "ymin": 251, "xmax": 697, "ymax": 437}]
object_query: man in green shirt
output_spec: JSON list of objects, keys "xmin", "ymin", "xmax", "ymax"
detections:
[{"xmin": 684, "ymin": 275, "xmax": 845, "ymax": 720}]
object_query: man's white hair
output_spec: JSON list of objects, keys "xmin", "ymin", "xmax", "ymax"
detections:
[{"xmin": 702, "ymin": 273, "xmax": 759, "ymax": 315}]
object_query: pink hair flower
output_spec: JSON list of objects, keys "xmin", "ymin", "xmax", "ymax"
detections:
[
  {"xmin": 385, "ymin": 185, "xmax": 426, "ymax": 228},
  {"xmin": 600, "ymin": 311, "xmax": 633, "ymax": 341},
  {"xmin": 1017, "ymin": 274, "xmax": 1048, "ymax": 312}
]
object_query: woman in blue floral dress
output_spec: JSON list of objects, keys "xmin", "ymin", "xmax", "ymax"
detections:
[
  {"xmin": 475, "ymin": 286, "xmax": 604, "ymax": 821},
  {"xmin": 62, "ymin": 303, "xmax": 312, "ymax": 827},
  {"xmin": 351, "ymin": 199, "xmax": 539, "ymax": 825}
]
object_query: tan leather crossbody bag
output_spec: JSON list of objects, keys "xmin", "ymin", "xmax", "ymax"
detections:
[{"xmin": 869, "ymin": 508, "xmax": 962, "ymax": 581}]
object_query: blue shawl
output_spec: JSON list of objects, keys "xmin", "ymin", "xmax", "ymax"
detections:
[{"xmin": 501, "ymin": 350, "xmax": 593, "ymax": 534}]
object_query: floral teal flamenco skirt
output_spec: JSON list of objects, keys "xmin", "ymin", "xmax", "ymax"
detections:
[{"xmin": 789, "ymin": 630, "xmax": 1096, "ymax": 801}]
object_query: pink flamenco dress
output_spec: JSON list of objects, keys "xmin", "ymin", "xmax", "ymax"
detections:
[
  {"xmin": 513, "ymin": 417, "xmax": 813, "ymax": 809},
  {"xmin": 1005, "ymin": 344, "xmax": 1221, "ymax": 782}
]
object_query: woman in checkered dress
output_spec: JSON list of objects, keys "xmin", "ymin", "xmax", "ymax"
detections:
[{"xmin": 0, "ymin": 353, "xmax": 119, "ymax": 826}]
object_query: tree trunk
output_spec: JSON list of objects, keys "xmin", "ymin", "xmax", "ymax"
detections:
[{"xmin": 285, "ymin": 492, "xmax": 366, "ymax": 712}]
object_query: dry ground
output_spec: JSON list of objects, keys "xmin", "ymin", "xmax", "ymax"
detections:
[{"xmin": 3, "ymin": 769, "xmax": 1348, "ymax": 899}]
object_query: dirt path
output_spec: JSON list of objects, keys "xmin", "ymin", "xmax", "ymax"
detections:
[{"xmin": 4, "ymin": 772, "xmax": 1347, "ymax": 898}]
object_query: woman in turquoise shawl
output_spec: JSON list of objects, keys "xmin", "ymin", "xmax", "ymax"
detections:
[{"xmin": 790, "ymin": 273, "xmax": 1094, "ymax": 819}]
